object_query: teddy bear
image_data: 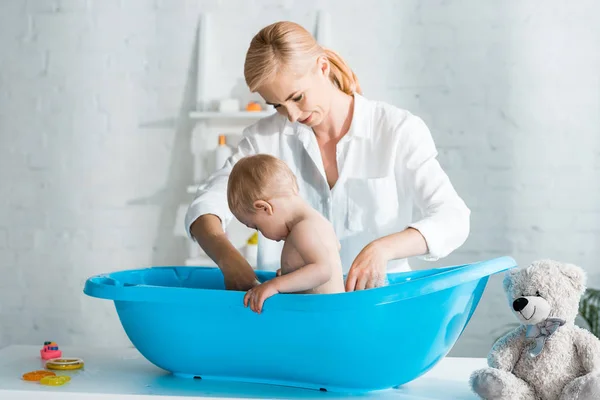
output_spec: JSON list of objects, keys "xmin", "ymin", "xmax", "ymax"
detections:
[{"xmin": 470, "ymin": 259, "xmax": 600, "ymax": 400}]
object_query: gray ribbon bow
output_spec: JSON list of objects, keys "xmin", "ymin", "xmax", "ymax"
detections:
[{"xmin": 525, "ymin": 317, "xmax": 566, "ymax": 357}]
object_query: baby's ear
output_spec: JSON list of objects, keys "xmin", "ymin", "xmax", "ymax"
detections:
[
  {"xmin": 558, "ymin": 262, "xmax": 587, "ymax": 294},
  {"xmin": 253, "ymin": 200, "xmax": 273, "ymax": 215}
]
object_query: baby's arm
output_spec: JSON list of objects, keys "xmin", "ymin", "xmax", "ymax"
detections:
[{"xmin": 273, "ymin": 221, "xmax": 333, "ymax": 293}]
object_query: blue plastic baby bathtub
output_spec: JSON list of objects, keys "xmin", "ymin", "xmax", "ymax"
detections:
[{"xmin": 83, "ymin": 256, "xmax": 516, "ymax": 392}]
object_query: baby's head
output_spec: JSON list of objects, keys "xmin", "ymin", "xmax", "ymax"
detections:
[{"xmin": 227, "ymin": 154, "xmax": 299, "ymax": 241}]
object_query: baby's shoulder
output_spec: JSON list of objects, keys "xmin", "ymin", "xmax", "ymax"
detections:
[
  {"xmin": 288, "ymin": 218, "xmax": 318, "ymax": 237},
  {"xmin": 292, "ymin": 217, "xmax": 336, "ymax": 244}
]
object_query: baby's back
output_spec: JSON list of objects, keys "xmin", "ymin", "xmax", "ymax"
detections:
[{"xmin": 280, "ymin": 214, "xmax": 345, "ymax": 295}]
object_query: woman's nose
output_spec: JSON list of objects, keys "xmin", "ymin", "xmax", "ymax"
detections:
[{"xmin": 286, "ymin": 106, "xmax": 301, "ymax": 123}]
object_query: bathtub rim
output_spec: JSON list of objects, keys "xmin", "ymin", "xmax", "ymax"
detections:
[{"xmin": 83, "ymin": 256, "xmax": 516, "ymax": 312}]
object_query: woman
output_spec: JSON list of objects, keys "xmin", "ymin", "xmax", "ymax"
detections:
[{"xmin": 185, "ymin": 21, "xmax": 470, "ymax": 292}]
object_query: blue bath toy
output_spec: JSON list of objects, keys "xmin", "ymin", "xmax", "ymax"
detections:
[{"xmin": 83, "ymin": 256, "xmax": 516, "ymax": 392}]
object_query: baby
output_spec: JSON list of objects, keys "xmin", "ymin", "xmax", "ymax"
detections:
[{"xmin": 227, "ymin": 154, "xmax": 345, "ymax": 313}]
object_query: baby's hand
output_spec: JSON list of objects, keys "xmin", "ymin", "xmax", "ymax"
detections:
[{"xmin": 243, "ymin": 280, "xmax": 279, "ymax": 313}]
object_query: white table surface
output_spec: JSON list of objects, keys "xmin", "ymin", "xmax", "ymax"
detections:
[{"xmin": 0, "ymin": 345, "xmax": 486, "ymax": 399}]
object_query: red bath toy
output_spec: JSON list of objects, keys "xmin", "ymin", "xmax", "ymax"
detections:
[{"xmin": 40, "ymin": 341, "xmax": 62, "ymax": 360}]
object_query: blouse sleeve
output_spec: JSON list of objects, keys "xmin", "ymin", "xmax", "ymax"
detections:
[{"xmin": 395, "ymin": 114, "xmax": 471, "ymax": 261}]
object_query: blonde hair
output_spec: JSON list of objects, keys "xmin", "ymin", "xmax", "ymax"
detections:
[
  {"xmin": 227, "ymin": 154, "xmax": 299, "ymax": 216},
  {"xmin": 244, "ymin": 21, "xmax": 361, "ymax": 95}
]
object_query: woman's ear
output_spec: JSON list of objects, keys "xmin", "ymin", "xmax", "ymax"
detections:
[
  {"xmin": 253, "ymin": 200, "xmax": 274, "ymax": 215},
  {"xmin": 317, "ymin": 54, "xmax": 330, "ymax": 77}
]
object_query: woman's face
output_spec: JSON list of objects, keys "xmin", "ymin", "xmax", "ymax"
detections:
[{"xmin": 257, "ymin": 56, "xmax": 333, "ymax": 128}]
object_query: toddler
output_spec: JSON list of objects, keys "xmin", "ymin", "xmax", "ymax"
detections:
[{"xmin": 227, "ymin": 154, "xmax": 345, "ymax": 313}]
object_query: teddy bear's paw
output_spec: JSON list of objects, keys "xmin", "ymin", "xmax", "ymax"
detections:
[
  {"xmin": 470, "ymin": 369, "xmax": 509, "ymax": 399},
  {"xmin": 470, "ymin": 368, "xmax": 536, "ymax": 400},
  {"xmin": 561, "ymin": 373, "xmax": 600, "ymax": 400}
]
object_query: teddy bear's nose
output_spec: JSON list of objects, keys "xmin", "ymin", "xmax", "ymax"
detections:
[{"xmin": 513, "ymin": 298, "xmax": 529, "ymax": 312}]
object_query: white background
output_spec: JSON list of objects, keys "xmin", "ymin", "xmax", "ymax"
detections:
[{"xmin": 0, "ymin": 0, "xmax": 599, "ymax": 357}]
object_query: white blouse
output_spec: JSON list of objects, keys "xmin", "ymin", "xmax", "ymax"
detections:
[{"xmin": 185, "ymin": 93, "xmax": 470, "ymax": 273}]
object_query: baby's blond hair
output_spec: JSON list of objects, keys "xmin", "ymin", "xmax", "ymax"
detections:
[{"xmin": 227, "ymin": 154, "xmax": 299, "ymax": 216}]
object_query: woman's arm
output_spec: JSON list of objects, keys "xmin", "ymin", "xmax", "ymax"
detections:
[
  {"xmin": 346, "ymin": 113, "xmax": 470, "ymax": 291},
  {"xmin": 184, "ymin": 134, "xmax": 259, "ymax": 290},
  {"xmin": 397, "ymin": 114, "xmax": 471, "ymax": 261},
  {"xmin": 190, "ymin": 214, "xmax": 258, "ymax": 291},
  {"xmin": 346, "ymin": 227, "xmax": 429, "ymax": 292},
  {"xmin": 369, "ymin": 227, "xmax": 428, "ymax": 261}
]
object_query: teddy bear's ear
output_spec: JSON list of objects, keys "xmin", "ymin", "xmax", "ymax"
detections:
[
  {"xmin": 502, "ymin": 268, "xmax": 518, "ymax": 293},
  {"xmin": 558, "ymin": 263, "xmax": 587, "ymax": 294}
]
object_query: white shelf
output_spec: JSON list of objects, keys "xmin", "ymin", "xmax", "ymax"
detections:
[
  {"xmin": 180, "ymin": 11, "xmax": 332, "ymax": 268},
  {"xmin": 189, "ymin": 111, "xmax": 275, "ymax": 120}
]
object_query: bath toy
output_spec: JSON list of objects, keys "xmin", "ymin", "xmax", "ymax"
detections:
[
  {"xmin": 45, "ymin": 358, "xmax": 84, "ymax": 371},
  {"xmin": 22, "ymin": 370, "xmax": 55, "ymax": 381},
  {"xmin": 40, "ymin": 342, "xmax": 62, "ymax": 360},
  {"xmin": 40, "ymin": 375, "xmax": 71, "ymax": 386}
]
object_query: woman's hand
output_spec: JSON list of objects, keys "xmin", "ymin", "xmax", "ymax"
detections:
[
  {"xmin": 345, "ymin": 241, "xmax": 389, "ymax": 292},
  {"xmin": 244, "ymin": 280, "xmax": 279, "ymax": 313},
  {"xmin": 220, "ymin": 254, "xmax": 260, "ymax": 291},
  {"xmin": 190, "ymin": 214, "xmax": 260, "ymax": 291},
  {"xmin": 346, "ymin": 228, "xmax": 428, "ymax": 291}
]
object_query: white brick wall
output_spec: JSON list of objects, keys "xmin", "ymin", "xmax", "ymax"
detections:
[{"xmin": 1, "ymin": 0, "xmax": 599, "ymax": 358}]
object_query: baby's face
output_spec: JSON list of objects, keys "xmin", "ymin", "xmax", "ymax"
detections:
[{"xmin": 237, "ymin": 208, "xmax": 290, "ymax": 242}]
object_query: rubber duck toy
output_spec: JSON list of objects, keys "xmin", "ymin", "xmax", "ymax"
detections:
[{"xmin": 40, "ymin": 341, "xmax": 62, "ymax": 360}]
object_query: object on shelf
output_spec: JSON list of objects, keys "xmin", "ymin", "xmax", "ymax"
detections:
[
  {"xmin": 244, "ymin": 231, "xmax": 258, "ymax": 268},
  {"xmin": 45, "ymin": 358, "xmax": 85, "ymax": 371},
  {"xmin": 218, "ymin": 98, "xmax": 240, "ymax": 113},
  {"xmin": 214, "ymin": 134, "xmax": 232, "ymax": 171},
  {"xmin": 40, "ymin": 342, "xmax": 62, "ymax": 360},
  {"xmin": 40, "ymin": 375, "xmax": 71, "ymax": 386},
  {"xmin": 245, "ymin": 101, "xmax": 262, "ymax": 112},
  {"xmin": 186, "ymin": 185, "xmax": 198, "ymax": 194},
  {"xmin": 22, "ymin": 370, "xmax": 56, "ymax": 382}
]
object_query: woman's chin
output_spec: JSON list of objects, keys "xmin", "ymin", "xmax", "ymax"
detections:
[{"xmin": 302, "ymin": 113, "xmax": 322, "ymax": 127}]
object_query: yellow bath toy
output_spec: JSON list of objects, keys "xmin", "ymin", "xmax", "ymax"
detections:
[
  {"xmin": 40, "ymin": 375, "xmax": 71, "ymax": 386},
  {"xmin": 45, "ymin": 358, "xmax": 84, "ymax": 370}
]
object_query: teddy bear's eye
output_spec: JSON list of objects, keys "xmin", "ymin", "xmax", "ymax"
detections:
[{"xmin": 536, "ymin": 290, "xmax": 542, "ymax": 297}]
